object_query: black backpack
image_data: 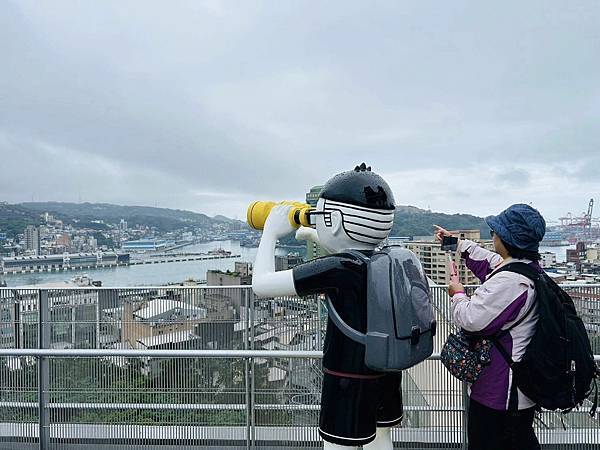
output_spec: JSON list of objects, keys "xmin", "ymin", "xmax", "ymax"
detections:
[{"xmin": 491, "ymin": 262, "xmax": 599, "ymax": 415}]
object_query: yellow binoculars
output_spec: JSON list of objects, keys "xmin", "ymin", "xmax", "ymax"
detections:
[{"xmin": 247, "ymin": 201, "xmax": 314, "ymax": 231}]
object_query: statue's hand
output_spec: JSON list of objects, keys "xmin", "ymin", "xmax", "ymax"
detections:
[
  {"xmin": 263, "ymin": 205, "xmax": 295, "ymax": 239},
  {"xmin": 295, "ymin": 226, "xmax": 318, "ymax": 243}
]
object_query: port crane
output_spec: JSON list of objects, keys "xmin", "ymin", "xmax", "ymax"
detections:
[{"xmin": 558, "ymin": 198, "xmax": 599, "ymax": 243}]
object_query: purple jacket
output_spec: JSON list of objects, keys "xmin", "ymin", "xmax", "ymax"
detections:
[{"xmin": 451, "ymin": 240, "xmax": 539, "ymax": 411}]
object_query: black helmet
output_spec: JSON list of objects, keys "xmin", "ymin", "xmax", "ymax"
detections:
[{"xmin": 319, "ymin": 163, "xmax": 395, "ymax": 210}]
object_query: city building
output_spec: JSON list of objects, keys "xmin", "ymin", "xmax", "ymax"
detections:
[
  {"xmin": 207, "ymin": 268, "xmax": 252, "ymax": 287},
  {"xmin": 56, "ymin": 233, "xmax": 72, "ymax": 250},
  {"xmin": 24, "ymin": 225, "xmax": 40, "ymax": 255},
  {"xmin": 586, "ymin": 246, "xmax": 600, "ymax": 263},
  {"xmin": 206, "ymin": 265, "xmax": 252, "ymax": 311},
  {"xmin": 122, "ymin": 298, "xmax": 207, "ymax": 349},
  {"xmin": 275, "ymin": 253, "xmax": 304, "ymax": 271},
  {"xmin": 406, "ymin": 230, "xmax": 493, "ymax": 285},
  {"xmin": 540, "ymin": 251, "xmax": 557, "ymax": 268},
  {"xmin": 119, "ymin": 219, "xmax": 128, "ymax": 231},
  {"xmin": 567, "ymin": 242, "xmax": 588, "ymax": 269},
  {"xmin": 234, "ymin": 261, "xmax": 253, "ymax": 277},
  {"xmin": 1, "ymin": 279, "xmax": 101, "ymax": 349},
  {"xmin": 0, "ymin": 252, "xmax": 130, "ymax": 274},
  {"xmin": 121, "ymin": 239, "xmax": 167, "ymax": 251}
]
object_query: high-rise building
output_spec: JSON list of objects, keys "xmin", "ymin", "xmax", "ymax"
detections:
[
  {"xmin": 406, "ymin": 230, "xmax": 493, "ymax": 285},
  {"xmin": 119, "ymin": 219, "xmax": 128, "ymax": 231},
  {"xmin": 305, "ymin": 185, "xmax": 326, "ymax": 260},
  {"xmin": 24, "ymin": 225, "xmax": 40, "ymax": 255},
  {"xmin": 305, "ymin": 186, "xmax": 323, "ymax": 207}
]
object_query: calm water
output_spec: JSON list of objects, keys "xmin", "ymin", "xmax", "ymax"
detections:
[{"xmin": 2, "ymin": 241, "xmax": 302, "ymax": 287}]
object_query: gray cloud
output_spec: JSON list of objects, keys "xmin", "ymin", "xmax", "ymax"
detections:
[{"xmin": 1, "ymin": 1, "xmax": 599, "ymax": 220}]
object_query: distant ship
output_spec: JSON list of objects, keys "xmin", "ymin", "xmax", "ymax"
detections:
[
  {"xmin": 541, "ymin": 230, "xmax": 569, "ymax": 247},
  {"xmin": 208, "ymin": 248, "xmax": 232, "ymax": 256}
]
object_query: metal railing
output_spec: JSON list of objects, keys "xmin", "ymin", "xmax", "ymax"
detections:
[{"xmin": 0, "ymin": 285, "xmax": 599, "ymax": 449}]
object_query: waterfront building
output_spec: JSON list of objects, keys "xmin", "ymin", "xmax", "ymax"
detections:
[
  {"xmin": 0, "ymin": 252, "xmax": 130, "ymax": 274},
  {"xmin": 24, "ymin": 225, "xmax": 40, "ymax": 255},
  {"xmin": 121, "ymin": 239, "xmax": 167, "ymax": 251}
]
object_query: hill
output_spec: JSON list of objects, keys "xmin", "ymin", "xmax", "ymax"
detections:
[
  {"xmin": 391, "ymin": 205, "xmax": 490, "ymax": 238},
  {"xmin": 0, "ymin": 203, "xmax": 42, "ymax": 238},
  {"xmin": 18, "ymin": 202, "xmax": 240, "ymax": 233},
  {"xmin": 4, "ymin": 201, "xmax": 489, "ymax": 241}
]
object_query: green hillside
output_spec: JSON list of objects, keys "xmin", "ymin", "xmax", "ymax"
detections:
[
  {"xmin": 0, "ymin": 204, "xmax": 42, "ymax": 238},
  {"xmin": 391, "ymin": 205, "xmax": 490, "ymax": 238},
  {"xmin": 19, "ymin": 202, "xmax": 237, "ymax": 232}
]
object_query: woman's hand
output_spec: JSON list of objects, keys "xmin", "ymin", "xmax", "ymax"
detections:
[
  {"xmin": 448, "ymin": 282, "xmax": 465, "ymax": 297},
  {"xmin": 433, "ymin": 224, "xmax": 452, "ymax": 243}
]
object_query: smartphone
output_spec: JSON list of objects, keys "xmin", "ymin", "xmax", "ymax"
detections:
[{"xmin": 441, "ymin": 235, "xmax": 458, "ymax": 251}]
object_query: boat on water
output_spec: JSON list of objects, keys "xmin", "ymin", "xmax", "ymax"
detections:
[{"xmin": 208, "ymin": 248, "xmax": 232, "ymax": 257}]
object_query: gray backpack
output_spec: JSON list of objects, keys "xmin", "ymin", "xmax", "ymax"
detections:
[{"xmin": 326, "ymin": 246, "xmax": 436, "ymax": 371}]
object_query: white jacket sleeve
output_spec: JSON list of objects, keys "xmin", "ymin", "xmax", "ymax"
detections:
[
  {"xmin": 457, "ymin": 239, "xmax": 503, "ymax": 284},
  {"xmin": 451, "ymin": 271, "xmax": 531, "ymax": 335}
]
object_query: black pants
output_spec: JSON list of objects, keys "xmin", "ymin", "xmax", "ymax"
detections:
[{"xmin": 468, "ymin": 399, "xmax": 540, "ymax": 450}]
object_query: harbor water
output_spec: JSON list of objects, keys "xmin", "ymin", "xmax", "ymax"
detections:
[{"xmin": 2, "ymin": 241, "xmax": 300, "ymax": 287}]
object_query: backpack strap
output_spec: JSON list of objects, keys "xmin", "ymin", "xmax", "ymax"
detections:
[
  {"xmin": 488, "ymin": 261, "xmax": 541, "ymax": 283},
  {"xmin": 324, "ymin": 250, "xmax": 370, "ymax": 345},
  {"xmin": 486, "ymin": 263, "xmax": 541, "ymax": 411},
  {"xmin": 326, "ymin": 296, "xmax": 366, "ymax": 345},
  {"xmin": 486, "ymin": 262, "xmax": 540, "ymax": 367}
]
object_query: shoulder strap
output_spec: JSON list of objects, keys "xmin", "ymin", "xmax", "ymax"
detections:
[
  {"xmin": 487, "ymin": 262, "xmax": 540, "ymax": 366},
  {"xmin": 345, "ymin": 249, "xmax": 371, "ymax": 264},
  {"xmin": 488, "ymin": 261, "xmax": 541, "ymax": 282},
  {"xmin": 326, "ymin": 296, "xmax": 366, "ymax": 344},
  {"xmin": 324, "ymin": 250, "xmax": 370, "ymax": 345}
]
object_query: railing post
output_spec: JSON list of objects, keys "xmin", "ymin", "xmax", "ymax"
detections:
[
  {"xmin": 38, "ymin": 289, "xmax": 50, "ymax": 450},
  {"xmin": 249, "ymin": 289, "xmax": 256, "ymax": 448},
  {"xmin": 317, "ymin": 296, "xmax": 322, "ymax": 349},
  {"xmin": 244, "ymin": 288, "xmax": 252, "ymax": 450},
  {"xmin": 461, "ymin": 381, "xmax": 469, "ymax": 450}
]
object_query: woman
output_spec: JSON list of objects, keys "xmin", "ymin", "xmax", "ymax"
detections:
[{"xmin": 436, "ymin": 203, "xmax": 546, "ymax": 450}]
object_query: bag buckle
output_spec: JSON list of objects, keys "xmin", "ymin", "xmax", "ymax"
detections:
[{"xmin": 411, "ymin": 326, "xmax": 421, "ymax": 345}]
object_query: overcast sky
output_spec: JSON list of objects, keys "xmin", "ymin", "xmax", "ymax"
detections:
[{"xmin": 1, "ymin": 1, "xmax": 599, "ymax": 222}]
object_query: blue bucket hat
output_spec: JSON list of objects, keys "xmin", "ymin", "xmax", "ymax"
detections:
[{"xmin": 485, "ymin": 204, "xmax": 546, "ymax": 252}]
